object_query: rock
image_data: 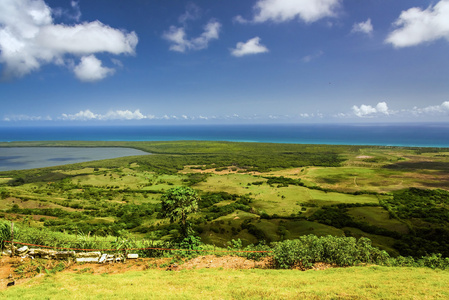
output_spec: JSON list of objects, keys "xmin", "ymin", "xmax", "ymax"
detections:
[
  {"xmin": 54, "ymin": 251, "xmax": 76, "ymax": 259},
  {"xmin": 99, "ymin": 254, "xmax": 108, "ymax": 263},
  {"xmin": 127, "ymin": 253, "xmax": 138, "ymax": 259},
  {"xmin": 76, "ymin": 252, "xmax": 101, "ymax": 258},
  {"xmin": 31, "ymin": 249, "xmax": 57, "ymax": 258},
  {"xmin": 76, "ymin": 257, "xmax": 100, "ymax": 263},
  {"xmin": 16, "ymin": 246, "xmax": 29, "ymax": 255}
]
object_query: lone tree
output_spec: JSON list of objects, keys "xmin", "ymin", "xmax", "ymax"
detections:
[{"xmin": 160, "ymin": 186, "xmax": 200, "ymax": 238}]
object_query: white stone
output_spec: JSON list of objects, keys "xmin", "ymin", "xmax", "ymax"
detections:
[
  {"xmin": 76, "ymin": 257, "xmax": 100, "ymax": 263},
  {"xmin": 99, "ymin": 254, "xmax": 108, "ymax": 263},
  {"xmin": 76, "ymin": 252, "xmax": 101, "ymax": 258},
  {"xmin": 127, "ymin": 253, "xmax": 138, "ymax": 259},
  {"xmin": 16, "ymin": 246, "xmax": 29, "ymax": 254}
]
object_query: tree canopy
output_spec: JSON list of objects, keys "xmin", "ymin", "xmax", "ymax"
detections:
[{"xmin": 160, "ymin": 186, "xmax": 200, "ymax": 238}]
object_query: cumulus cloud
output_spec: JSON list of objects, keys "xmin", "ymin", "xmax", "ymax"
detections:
[
  {"xmin": 0, "ymin": 0, "xmax": 138, "ymax": 80},
  {"xmin": 163, "ymin": 20, "xmax": 221, "ymax": 52},
  {"xmin": 251, "ymin": 0, "xmax": 341, "ymax": 23},
  {"xmin": 163, "ymin": 6, "xmax": 220, "ymax": 53},
  {"xmin": 352, "ymin": 102, "xmax": 390, "ymax": 117},
  {"xmin": 230, "ymin": 37, "xmax": 269, "ymax": 57},
  {"xmin": 73, "ymin": 55, "xmax": 115, "ymax": 82},
  {"xmin": 412, "ymin": 101, "xmax": 449, "ymax": 115},
  {"xmin": 385, "ymin": 0, "xmax": 449, "ymax": 48},
  {"xmin": 351, "ymin": 18, "xmax": 373, "ymax": 35},
  {"xmin": 60, "ymin": 109, "xmax": 148, "ymax": 121},
  {"xmin": 60, "ymin": 109, "xmax": 98, "ymax": 121}
]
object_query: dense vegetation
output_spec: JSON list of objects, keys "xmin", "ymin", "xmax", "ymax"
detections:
[{"xmin": 1, "ymin": 141, "xmax": 449, "ymax": 260}]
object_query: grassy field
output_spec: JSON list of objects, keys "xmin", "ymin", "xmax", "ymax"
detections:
[{"xmin": 1, "ymin": 267, "xmax": 448, "ymax": 299}]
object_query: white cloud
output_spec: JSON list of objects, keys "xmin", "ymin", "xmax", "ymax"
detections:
[
  {"xmin": 60, "ymin": 109, "xmax": 98, "ymax": 121},
  {"xmin": 351, "ymin": 18, "xmax": 373, "ymax": 35},
  {"xmin": 412, "ymin": 101, "xmax": 449, "ymax": 114},
  {"xmin": 230, "ymin": 37, "xmax": 269, "ymax": 57},
  {"xmin": 352, "ymin": 102, "xmax": 390, "ymax": 117},
  {"xmin": 386, "ymin": 0, "xmax": 449, "ymax": 48},
  {"xmin": 37, "ymin": 21, "xmax": 138, "ymax": 55},
  {"xmin": 60, "ymin": 109, "xmax": 148, "ymax": 121},
  {"xmin": 70, "ymin": 1, "xmax": 82, "ymax": 22},
  {"xmin": 302, "ymin": 50, "xmax": 324, "ymax": 62},
  {"xmin": 163, "ymin": 20, "xmax": 221, "ymax": 52},
  {"xmin": 100, "ymin": 109, "xmax": 146, "ymax": 120},
  {"xmin": 0, "ymin": 0, "xmax": 138, "ymax": 80},
  {"xmin": 178, "ymin": 3, "xmax": 201, "ymax": 24},
  {"xmin": 233, "ymin": 15, "xmax": 249, "ymax": 24},
  {"xmin": 3, "ymin": 114, "xmax": 52, "ymax": 121},
  {"xmin": 73, "ymin": 55, "xmax": 115, "ymax": 82},
  {"xmin": 252, "ymin": 0, "xmax": 341, "ymax": 23}
]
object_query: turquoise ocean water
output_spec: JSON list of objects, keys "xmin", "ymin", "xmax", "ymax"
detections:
[{"xmin": 1, "ymin": 124, "xmax": 449, "ymax": 147}]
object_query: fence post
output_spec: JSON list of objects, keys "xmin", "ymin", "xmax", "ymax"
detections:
[{"xmin": 10, "ymin": 222, "xmax": 14, "ymax": 257}]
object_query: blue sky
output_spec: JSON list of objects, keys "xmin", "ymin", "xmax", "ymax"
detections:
[{"xmin": 1, "ymin": 0, "xmax": 449, "ymax": 125}]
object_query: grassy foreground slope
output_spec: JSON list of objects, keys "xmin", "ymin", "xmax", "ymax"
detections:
[
  {"xmin": 2, "ymin": 267, "xmax": 449, "ymax": 299},
  {"xmin": 1, "ymin": 141, "xmax": 449, "ymax": 257}
]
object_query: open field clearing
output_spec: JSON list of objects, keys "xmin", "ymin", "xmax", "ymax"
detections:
[{"xmin": 347, "ymin": 207, "xmax": 409, "ymax": 234}]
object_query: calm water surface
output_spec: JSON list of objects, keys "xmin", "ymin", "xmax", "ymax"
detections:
[{"xmin": 0, "ymin": 147, "xmax": 149, "ymax": 171}]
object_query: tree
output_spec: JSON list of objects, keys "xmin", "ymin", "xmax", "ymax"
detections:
[{"xmin": 160, "ymin": 186, "xmax": 200, "ymax": 238}]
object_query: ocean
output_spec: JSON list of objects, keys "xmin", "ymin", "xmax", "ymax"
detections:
[{"xmin": 1, "ymin": 123, "xmax": 449, "ymax": 147}]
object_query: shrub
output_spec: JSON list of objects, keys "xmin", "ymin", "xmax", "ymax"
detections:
[{"xmin": 272, "ymin": 235, "xmax": 390, "ymax": 269}]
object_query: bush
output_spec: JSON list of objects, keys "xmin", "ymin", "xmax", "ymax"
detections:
[
  {"xmin": 272, "ymin": 235, "xmax": 390, "ymax": 269},
  {"xmin": 0, "ymin": 220, "xmax": 14, "ymax": 250}
]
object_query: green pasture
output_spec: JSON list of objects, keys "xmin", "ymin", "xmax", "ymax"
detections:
[
  {"xmin": 0, "ymin": 178, "xmax": 11, "ymax": 184},
  {"xmin": 347, "ymin": 206, "xmax": 409, "ymax": 234},
  {"xmin": 301, "ymin": 166, "xmax": 443, "ymax": 193},
  {"xmin": 2, "ymin": 267, "xmax": 448, "ymax": 299},
  {"xmin": 250, "ymin": 185, "xmax": 379, "ymax": 216},
  {"xmin": 283, "ymin": 220, "xmax": 344, "ymax": 238},
  {"xmin": 195, "ymin": 173, "xmax": 380, "ymax": 217}
]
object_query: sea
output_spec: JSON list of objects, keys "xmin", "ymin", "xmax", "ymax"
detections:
[
  {"xmin": 1, "ymin": 123, "xmax": 449, "ymax": 171},
  {"xmin": 1, "ymin": 123, "xmax": 449, "ymax": 147}
]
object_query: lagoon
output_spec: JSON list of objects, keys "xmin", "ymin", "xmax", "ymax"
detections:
[{"xmin": 0, "ymin": 147, "xmax": 149, "ymax": 171}]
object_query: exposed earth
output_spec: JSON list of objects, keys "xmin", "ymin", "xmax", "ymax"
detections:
[{"xmin": 0, "ymin": 255, "xmax": 334, "ymax": 290}]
